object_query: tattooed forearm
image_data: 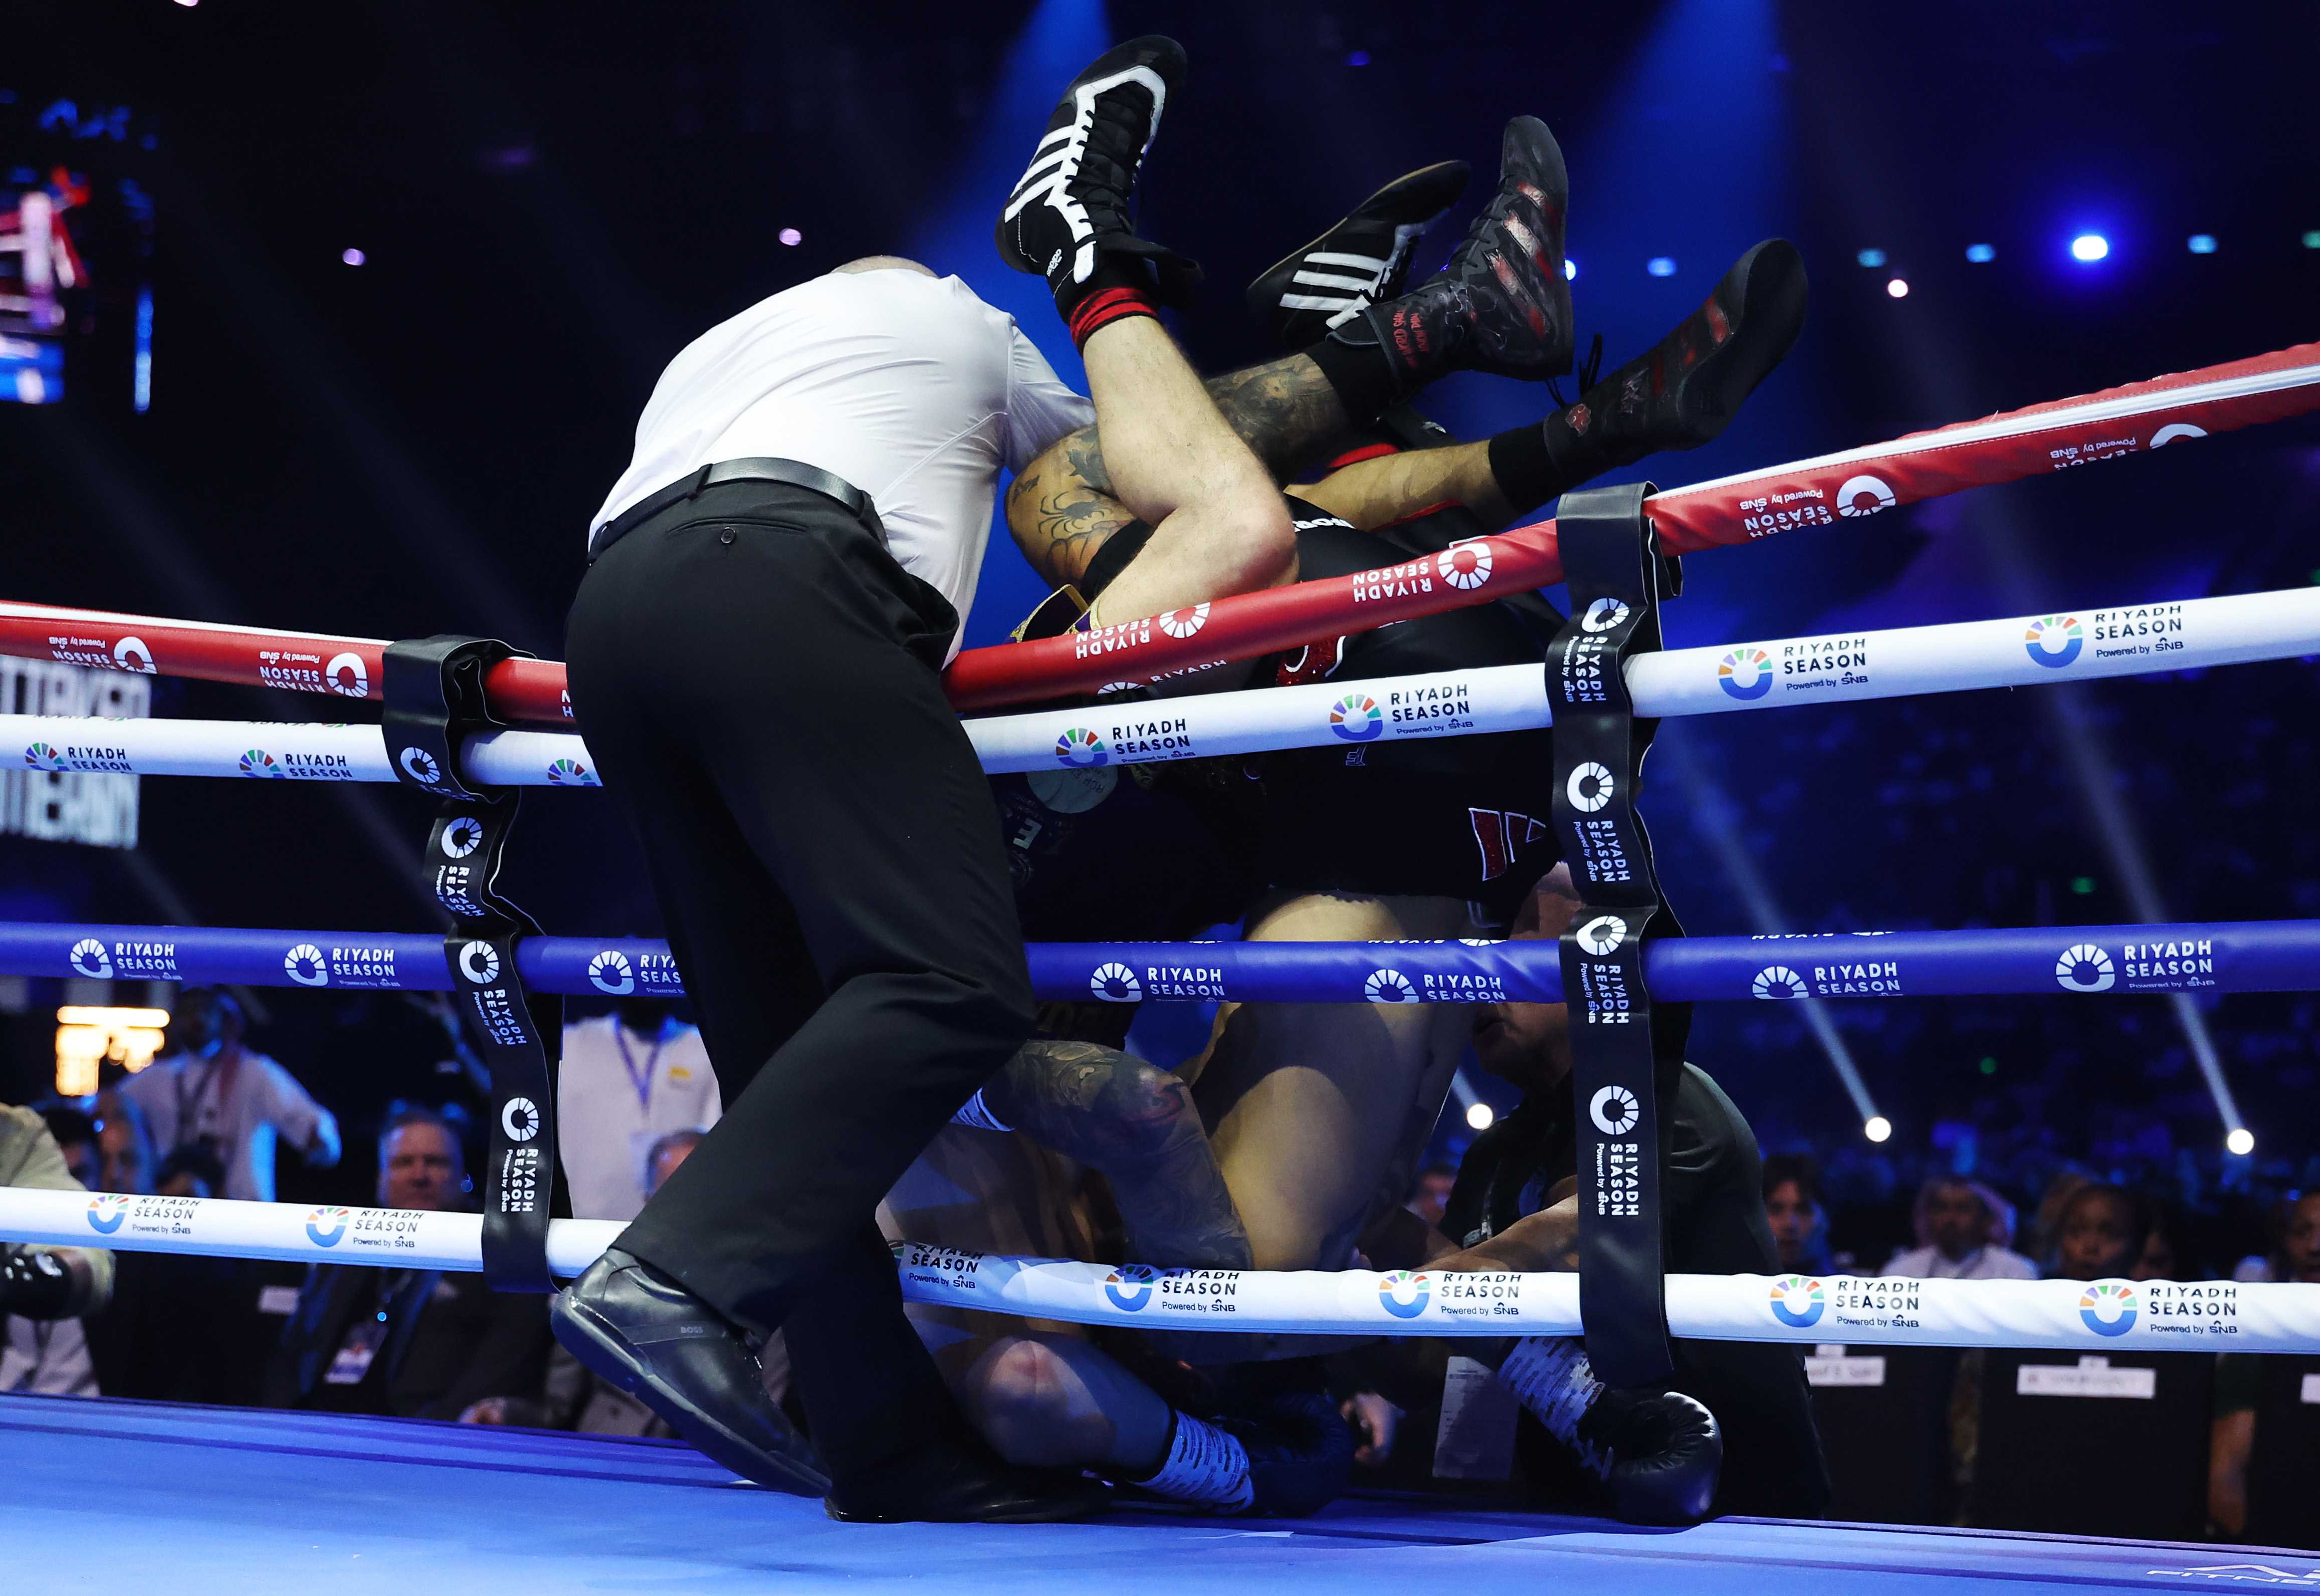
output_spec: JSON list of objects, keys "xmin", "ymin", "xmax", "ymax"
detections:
[
  {"xmin": 1201, "ymin": 353, "xmax": 1352, "ymax": 483},
  {"xmin": 987, "ymin": 1039, "xmax": 1253, "ymax": 1270}
]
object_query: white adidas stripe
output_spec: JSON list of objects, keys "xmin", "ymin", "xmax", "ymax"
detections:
[
  {"xmin": 1304, "ymin": 250, "xmax": 1390, "ymax": 271},
  {"xmin": 1291, "ymin": 268, "xmax": 1375, "ymax": 292}
]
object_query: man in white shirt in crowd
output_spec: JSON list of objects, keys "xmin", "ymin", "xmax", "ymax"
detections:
[
  {"xmin": 552, "ymin": 36, "xmax": 1286, "ymax": 1523},
  {"xmin": 557, "ymin": 999, "xmax": 721, "ymax": 1222},
  {"xmin": 117, "ymin": 988, "xmax": 340, "ymax": 1203},
  {"xmin": 1882, "ymin": 1175, "xmax": 2038, "ymax": 1280}
]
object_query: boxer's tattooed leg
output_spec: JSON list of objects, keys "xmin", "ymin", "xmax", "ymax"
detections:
[
  {"xmin": 1005, "ymin": 431, "xmax": 1137, "ymax": 588},
  {"xmin": 1200, "ymin": 353, "xmax": 1351, "ymax": 483},
  {"xmin": 989, "ymin": 1040, "xmax": 1253, "ymax": 1271}
]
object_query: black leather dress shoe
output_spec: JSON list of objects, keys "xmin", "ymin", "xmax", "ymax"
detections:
[
  {"xmin": 551, "ymin": 1248, "xmax": 829, "ymax": 1495},
  {"xmin": 824, "ymin": 1438, "xmax": 1111, "ymax": 1523}
]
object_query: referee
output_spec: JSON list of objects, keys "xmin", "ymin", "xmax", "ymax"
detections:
[{"xmin": 553, "ymin": 258, "xmax": 1099, "ymax": 1522}]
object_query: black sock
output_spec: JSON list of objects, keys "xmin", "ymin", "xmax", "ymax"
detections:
[
  {"xmin": 1305, "ymin": 332, "xmax": 1407, "ymax": 429},
  {"xmin": 1487, "ymin": 417, "xmax": 1576, "ymax": 517}
]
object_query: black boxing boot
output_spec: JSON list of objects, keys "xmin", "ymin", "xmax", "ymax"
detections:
[
  {"xmin": 1247, "ymin": 160, "xmax": 1471, "ymax": 348},
  {"xmin": 1486, "ymin": 239, "xmax": 1808, "ymax": 516},
  {"xmin": 551, "ymin": 1248, "xmax": 830, "ymax": 1495},
  {"xmin": 1496, "ymin": 1335, "xmax": 1722, "ymax": 1525},
  {"xmin": 998, "ymin": 34, "xmax": 1200, "ymax": 346},
  {"xmin": 1306, "ymin": 117, "xmax": 1572, "ymax": 420}
]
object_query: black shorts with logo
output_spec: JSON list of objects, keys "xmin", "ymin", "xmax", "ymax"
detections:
[
  {"xmin": 1253, "ymin": 501, "xmax": 1562, "ymax": 924},
  {"xmin": 995, "ymin": 495, "xmax": 1563, "ymax": 945}
]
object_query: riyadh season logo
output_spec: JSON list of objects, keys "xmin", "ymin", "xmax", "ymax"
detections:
[
  {"xmin": 1156, "ymin": 603, "xmax": 1209, "ymax": 639},
  {"xmin": 399, "ymin": 747, "xmax": 443, "ymax": 784},
  {"xmin": 2149, "ymin": 422, "xmax": 2207, "ymax": 448},
  {"xmin": 502, "ymin": 1097, "xmax": 542, "ymax": 1144},
  {"xmin": 1589, "ymin": 1084, "xmax": 1640, "ymax": 1136},
  {"xmin": 1768, "ymin": 1274, "xmax": 1826, "ymax": 1328},
  {"xmin": 2024, "ymin": 615, "xmax": 2084, "ymax": 668},
  {"xmin": 1437, "ymin": 542, "xmax": 1493, "ymax": 590},
  {"xmin": 588, "ymin": 949, "xmax": 637, "ymax": 995},
  {"xmin": 1717, "ymin": 647, "xmax": 1774, "ymax": 701},
  {"xmin": 1581, "ymin": 597, "xmax": 1630, "ymax": 634},
  {"xmin": 86, "ymin": 1194, "xmax": 132, "ymax": 1235},
  {"xmin": 112, "ymin": 636, "xmax": 155, "ymax": 674},
  {"xmin": 70, "ymin": 938, "xmax": 114, "ymax": 979},
  {"xmin": 305, "ymin": 1206, "xmax": 350, "ymax": 1246},
  {"xmin": 2055, "ymin": 943, "xmax": 2117, "ymax": 993},
  {"xmin": 239, "ymin": 749, "xmax": 281, "ymax": 778},
  {"xmin": 545, "ymin": 758, "xmax": 595, "ymax": 787},
  {"xmin": 458, "ymin": 940, "xmax": 502, "ymax": 986},
  {"xmin": 1104, "ymin": 1266, "xmax": 1156, "ymax": 1311},
  {"xmin": 1378, "ymin": 1269, "xmax": 1432, "ymax": 1319},
  {"xmin": 1753, "ymin": 966, "xmax": 1809, "ymax": 1000},
  {"xmin": 1054, "ymin": 728, "xmax": 1108, "ymax": 769},
  {"xmin": 1329, "ymin": 694, "xmax": 1384, "ymax": 742},
  {"xmin": 441, "ymin": 815, "xmax": 485, "ymax": 859},
  {"xmin": 1576, "ymin": 915, "xmax": 1628, "ymax": 956},
  {"xmin": 1090, "ymin": 962, "xmax": 1142, "ymax": 1002},
  {"xmin": 1566, "ymin": 761, "xmax": 1615, "ymax": 813},
  {"xmin": 325, "ymin": 652, "xmax": 370, "ymax": 698},
  {"xmin": 23, "ymin": 741, "xmax": 65, "ymax": 772},
  {"xmin": 1834, "ymin": 474, "xmax": 1896, "ymax": 518},
  {"xmin": 283, "ymin": 944, "xmax": 329, "ymax": 987},
  {"xmin": 1365, "ymin": 969, "xmax": 1418, "ymax": 1004},
  {"xmin": 2079, "ymin": 1279, "xmax": 2139, "ymax": 1337}
]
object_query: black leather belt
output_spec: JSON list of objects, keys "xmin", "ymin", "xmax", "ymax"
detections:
[{"xmin": 587, "ymin": 457, "xmax": 884, "ymax": 563}]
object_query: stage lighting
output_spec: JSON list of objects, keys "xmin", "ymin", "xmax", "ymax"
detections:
[
  {"xmin": 1886, "ymin": 278, "xmax": 1909, "ymax": 299},
  {"xmin": 1965, "ymin": 243, "xmax": 1995, "ymax": 263},
  {"xmin": 1466, "ymin": 1102, "xmax": 1495, "ymax": 1130},
  {"xmin": 2070, "ymin": 234, "xmax": 2110, "ymax": 262},
  {"xmin": 1646, "ymin": 256, "xmax": 1676, "ymax": 277},
  {"xmin": 1856, "ymin": 248, "xmax": 1886, "ymax": 268},
  {"xmin": 2187, "ymin": 234, "xmax": 2217, "ymax": 255},
  {"xmin": 2226, "ymin": 1127, "xmax": 2255, "ymax": 1156},
  {"xmin": 341, "ymin": 248, "xmax": 365, "ymax": 266},
  {"xmin": 1864, "ymin": 1116, "xmax": 1892, "ymax": 1143},
  {"xmin": 2303, "ymin": 231, "xmax": 2320, "ymax": 250},
  {"xmin": 1346, "ymin": 51, "xmax": 1370, "ymax": 66},
  {"xmin": 778, "ymin": 227, "xmax": 802, "ymax": 247},
  {"xmin": 1563, "ymin": 258, "xmax": 1577, "ymax": 281}
]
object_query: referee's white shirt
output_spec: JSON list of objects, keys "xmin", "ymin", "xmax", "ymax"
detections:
[{"xmin": 590, "ymin": 267, "xmax": 1092, "ymax": 658}]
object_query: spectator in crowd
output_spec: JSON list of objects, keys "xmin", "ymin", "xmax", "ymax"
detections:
[
  {"xmin": 152, "ymin": 1145, "xmax": 226, "ymax": 1201},
  {"xmin": 1406, "ymin": 1163, "xmax": 1456, "ymax": 1231},
  {"xmin": 2, "ymin": 1100, "xmax": 116, "ymax": 1398},
  {"xmin": 92, "ymin": 1093, "xmax": 155, "ymax": 1195},
  {"xmin": 2130, "ymin": 1197, "xmax": 2194, "ymax": 1282},
  {"xmin": 1883, "ymin": 1177, "xmax": 2037, "ymax": 1280},
  {"xmin": 1762, "ymin": 1153, "xmax": 1832, "ymax": 1275},
  {"xmin": 263, "ymin": 1105, "xmax": 548, "ymax": 1420},
  {"xmin": 2209, "ymin": 1189, "xmax": 2320, "ymax": 1545},
  {"xmin": 556, "ymin": 998, "xmax": 721, "ymax": 1222},
  {"xmin": 2026, "ymin": 1169, "xmax": 2092, "ymax": 1273},
  {"xmin": 39, "ymin": 1106, "xmax": 101, "ymax": 1191},
  {"xmin": 2046, "ymin": 1182, "xmax": 2149, "ymax": 1281},
  {"xmin": 118, "ymin": 989, "xmax": 340, "ymax": 1202}
]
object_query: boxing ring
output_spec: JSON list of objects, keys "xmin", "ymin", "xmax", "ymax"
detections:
[{"xmin": 8, "ymin": 340, "xmax": 2320, "ymax": 1588}]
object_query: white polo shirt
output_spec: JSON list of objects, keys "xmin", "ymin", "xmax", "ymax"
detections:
[
  {"xmin": 590, "ymin": 267, "xmax": 1092, "ymax": 658},
  {"xmin": 556, "ymin": 1014, "xmax": 723, "ymax": 1222}
]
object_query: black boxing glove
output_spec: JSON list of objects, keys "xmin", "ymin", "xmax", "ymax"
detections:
[
  {"xmin": 1216, "ymin": 1388, "xmax": 1357, "ymax": 1517},
  {"xmin": 1496, "ymin": 1335, "xmax": 1723, "ymax": 1525},
  {"xmin": 0, "ymin": 1249, "xmax": 77, "ymax": 1320}
]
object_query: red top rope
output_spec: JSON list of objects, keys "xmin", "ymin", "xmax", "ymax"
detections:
[{"xmin": 3, "ymin": 339, "xmax": 2313, "ymax": 724}]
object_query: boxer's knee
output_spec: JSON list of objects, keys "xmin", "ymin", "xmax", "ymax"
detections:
[{"xmin": 970, "ymin": 1336, "xmax": 1109, "ymax": 1467}]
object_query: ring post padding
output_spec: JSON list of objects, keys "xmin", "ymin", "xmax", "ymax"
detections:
[
  {"xmin": 1547, "ymin": 482, "xmax": 1681, "ymax": 1389},
  {"xmin": 384, "ymin": 635, "xmax": 564, "ymax": 1293}
]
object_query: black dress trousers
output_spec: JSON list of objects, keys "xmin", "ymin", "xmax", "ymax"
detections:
[{"xmin": 565, "ymin": 481, "xmax": 1034, "ymax": 1474}]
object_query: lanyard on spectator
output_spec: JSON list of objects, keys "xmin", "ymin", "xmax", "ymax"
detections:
[
  {"xmin": 1543, "ymin": 482, "xmax": 1690, "ymax": 1390},
  {"xmin": 613, "ymin": 1025, "xmax": 664, "ymax": 1114},
  {"xmin": 384, "ymin": 635, "xmax": 564, "ymax": 1294}
]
